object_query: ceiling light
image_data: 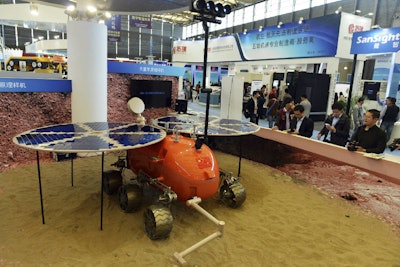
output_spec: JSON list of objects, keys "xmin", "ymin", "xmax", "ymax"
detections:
[{"xmin": 30, "ymin": 4, "xmax": 39, "ymax": 16}]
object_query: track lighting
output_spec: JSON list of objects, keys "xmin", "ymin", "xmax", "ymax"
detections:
[{"xmin": 64, "ymin": 4, "xmax": 112, "ymax": 23}]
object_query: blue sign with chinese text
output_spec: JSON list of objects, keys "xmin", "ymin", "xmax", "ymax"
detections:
[
  {"xmin": 106, "ymin": 15, "xmax": 121, "ymax": 42},
  {"xmin": 108, "ymin": 61, "xmax": 185, "ymax": 77},
  {"xmin": 237, "ymin": 14, "xmax": 341, "ymax": 60},
  {"xmin": 351, "ymin": 27, "xmax": 400, "ymax": 54},
  {"xmin": 0, "ymin": 78, "xmax": 71, "ymax": 93}
]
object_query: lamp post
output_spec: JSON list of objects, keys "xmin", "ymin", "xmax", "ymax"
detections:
[{"xmin": 190, "ymin": 0, "xmax": 232, "ymax": 143}]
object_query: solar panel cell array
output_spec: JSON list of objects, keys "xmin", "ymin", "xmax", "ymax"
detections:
[{"xmin": 13, "ymin": 122, "xmax": 166, "ymax": 153}]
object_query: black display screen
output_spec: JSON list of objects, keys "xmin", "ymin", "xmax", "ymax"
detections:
[{"xmin": 130, "ymin": 80, "xmax": 172, "ymax": 108}]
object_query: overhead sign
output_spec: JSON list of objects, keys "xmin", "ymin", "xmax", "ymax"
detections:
[
  {"xmin": 0, "ymin": 78, "xmax": 72, "ymax": 93},
  {"xmin": 237, "ymin": 14, "xmax": 341, "ymax": 60},
  {"xmin": 106, "ymin": 15, "xmax": 121, "ymax": 42},
  {"xmin": 108, "ymin": 61, "xmax": 186, "ymax": 77},
  {"xmin": 350, "ymin": 27, "xmax": 400, "ymax": 54},
  {"xmin": 130, "ymin": 15, "xmax": 152, "ymax": 29}
]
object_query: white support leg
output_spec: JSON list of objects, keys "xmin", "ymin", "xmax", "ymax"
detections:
[{"xmin": 173, "ymin": 196, "xmax": 225, "ymax": 266}]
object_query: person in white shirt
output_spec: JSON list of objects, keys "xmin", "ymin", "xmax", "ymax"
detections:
[{"xmin": 300, "ymin": 94, "xmax": 312, "ymax": 118}]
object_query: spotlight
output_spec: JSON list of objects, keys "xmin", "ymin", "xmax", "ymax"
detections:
[
  {"xmin": 298, "ymin": 17, "xmax": 303, "ymax": 24},
  {"xmin": 190, "ymin": 0, "xmax": 232, "ymax": 24},
  {"xmin": 243, "ymin": 29, "xmax": 247, "ymax": 35},
  {"xmin": 335, "ymin": 6, "xmax": 342, "ymax": 14},
  {"xmin": 277, "ymin": 21, "xmax": 283, "ymax": 28},
  {"xmin": 259, "ymin": 26, "xmax": 262, "ymax": 32},
  {"xmin": 191, "ymin": 0, "xmax": 207, "ymax": 12},
  {"xmin": 86, "ymin": 5, "xmax": 97, "ymax": 19},
  {"xmin": 64, "ymin": 5, "xmax": 78, "ymax": 19},
  {"xmin": 30, "ymin": 4, "xmax": 39, "ymax": 16}
]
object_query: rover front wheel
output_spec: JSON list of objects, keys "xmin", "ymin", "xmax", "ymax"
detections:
[
  {"xmin": 219, "ymin": 182, "xmax": 246, "ymax": 208},
  {"xmin": 144, "ymin": 205, "xmax": 173, "ymax": 240}
]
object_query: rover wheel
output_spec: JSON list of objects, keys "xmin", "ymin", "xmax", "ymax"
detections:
[
  {"xmin": 6, "ymin": 65, "xmax": 12, "ymax": 71},
  {"xmin": 144, "ymin": 205, "xmax": 173, "ymax": 240},
  {"xmin": 9, "ymin": 60, "xmax": 14, "ymax": 66},
  {"xmin": 118, "ymin": 184, "xmax": 142, "ymax": 213},
  {"xmin": 31, "ymin": 61, "xmax": 37, "ymax": 68},
  {"xmin": 102, "ymin": 170, "xmax": 122, "ymax": 195},
  {"xmin": 37, "ymin": 62, "xmax": 42, "ymax": 68},
  {"xmin": 219, "ymin": 182, "xmax": 246, "ymax": 208}
]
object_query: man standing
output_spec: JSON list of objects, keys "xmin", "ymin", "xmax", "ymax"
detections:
[
  {"xmin": 245, "ymin": 90, "xmax": 262, "ymax": 125},
  {"xmin": 289, "ymin": 104, "xmax": 314, "ymax": 138},
  {"xmin": 300, "ymin": 94, "xmax": 312, "ymax": 118},
  {"xmin": 349, "ymin": 109, "xmax": 387, "ymax": 154},
  {"xmin": 352, "ymin": 97, "xmax": 365, "ymax": 133},
  {"xmin": 317, "ymin": 102, "xmax": 350, "ymax": 146},
  {"xmin": 272, "ymin": 97, "xmax": 294, "ymax": 131},
  {"xmin": 380, "ymin": 97, "xmax": 399, "ymax": 141},
  {"xmin": 185, "ymin": 80, "xmax": 192, "ymax": 101}
]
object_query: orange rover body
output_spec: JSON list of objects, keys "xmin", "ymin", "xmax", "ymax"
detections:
[{"xmin": 127, "ymin": 134, "xmax": 220, "ymax": 202}]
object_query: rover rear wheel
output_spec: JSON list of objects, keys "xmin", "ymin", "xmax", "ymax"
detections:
[
  {"xmin": 118, "ymin": 184, "xmax": 142, "ymax": 213},
  {"xmin": 102, "ymin": 170, "xmax": 122, "ymax": 195},
  {"xmin": 219, "ymin": 182, "xmax": 246, "ymax": 208},
  {"xmin": 144, "ymin": 205, "xmax": 173, "ymax": 240}
]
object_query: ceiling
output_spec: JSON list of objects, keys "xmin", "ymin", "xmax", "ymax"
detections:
[{"xmin": 23, "ymin": 0, "xmax": 259, "ymax": 25}]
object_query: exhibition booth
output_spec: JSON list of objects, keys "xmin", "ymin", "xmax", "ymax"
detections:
[{"xmin": 172, "ymin": 12, "xmax": 373, "ymax": 120}]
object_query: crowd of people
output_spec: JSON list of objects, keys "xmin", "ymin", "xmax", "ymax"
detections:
[{"xmin": 244, "ymin": 84, "xmax": 400, "ymax": 153}]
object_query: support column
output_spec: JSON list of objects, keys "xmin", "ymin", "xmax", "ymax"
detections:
[{"xmin": 68, "ymin": 20, "xmax": 107, "ymax": 123}]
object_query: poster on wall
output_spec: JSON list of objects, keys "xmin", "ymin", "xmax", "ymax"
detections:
[
  {"xmin": 194, "ymin": 65, "xmax": 203, "ymax": 87},
  {"xmin": 106, "ymin": 15, "xmax": 121, "ymax": 42},
  {"xmin": 210, "ymin": 66, "xmax": 219, "ymax": 85}
]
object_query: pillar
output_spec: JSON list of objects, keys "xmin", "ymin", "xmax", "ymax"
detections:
[{"xmin": 67, "ymin": 19, "xmax": 107, "ymax": 123}]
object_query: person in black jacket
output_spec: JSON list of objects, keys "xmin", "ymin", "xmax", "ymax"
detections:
[
  {"xmin": 245, "ymin": 90, "xmax": 262, "ymax": 124},
  {"xmin": 289, "ymin": 104, "xmax": 314, "ymax": 138},
  {"xmin": 380, "ymin": 97, "xmax": 399, "ymax": 141},
  {"xmin": 349, "ymin": 109, "xmax": 387, "ymax": 153},
  {"xmin": 317, "ymin": 102, "xmax": 350, "ymax": 146}
]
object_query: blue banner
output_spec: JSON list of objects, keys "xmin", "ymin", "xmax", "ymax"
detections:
[
  {"xmin": 351, "ymin": 27, "xmax": 400, "ymax": 54},
  {"xmin": 106, "ymin": 15, "xmax": 121, "ymax": 42},
  {"xmin": 0, "ymin": 78, "xmax": 71, "ymax": 93},
  {"xmin": 130, "ymin": 15, "xmax": 152, "ymax": 29},
  {"xmin": 107, "ymin": 61, "xmax": 185, "ymax": 77},
  {"xmin": 237, "ymin": 14, "xmax": 340, "ymax": 60}
]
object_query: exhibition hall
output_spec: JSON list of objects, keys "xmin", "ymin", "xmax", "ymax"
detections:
[{"xmin": 1, "ymin": 0, "xmax": 400, "ymax": 266}]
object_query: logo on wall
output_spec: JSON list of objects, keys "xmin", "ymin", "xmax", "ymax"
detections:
[
  {"xmin": 348, "ymin": 24, "xmax": 364, "ymax": 34},
  {"xmin": 173, "ymin": 46, "xmax": 187, "ymax": 54}
]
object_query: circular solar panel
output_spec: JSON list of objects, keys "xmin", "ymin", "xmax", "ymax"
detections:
[
  {"xmin": 13, "ymin": 122, "xmax": 166, "ymax": 153},
  {"xmin": 154, "ymin": 115, "xmax": 260, "ymax": 136}
]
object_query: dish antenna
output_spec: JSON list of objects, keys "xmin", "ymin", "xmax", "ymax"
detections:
[{"xmin": 128, "ymin": 97, "xmax": 146, "ymax": 125}]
